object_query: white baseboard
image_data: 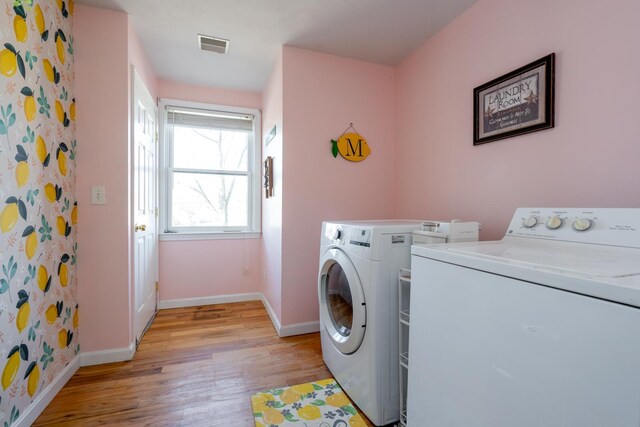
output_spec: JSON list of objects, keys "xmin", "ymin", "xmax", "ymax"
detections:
[
  {"xmin": 16, "ymin": 355, "xmax": 80, "ymax": 427},
  {"xmin": 158, "ymin": 292, "xmax": 262, "ymax": 309},
  {"xmin": 259, "ymin": 294, "xmax": 320, "ymax": 337},
  {"xmin": 80, "ymin": 342, "xmax": 135, "ymax": 367},
  {"xmin": 260, "ymin": 294, "xmax": 282, "ymax": 334},
  {"xmin": 279, "ymin": 321, "xmax": 320, "ymax": 337}
]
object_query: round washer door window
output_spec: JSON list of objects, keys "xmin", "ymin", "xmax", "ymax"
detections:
[{"xmin": 318, "ymin": 248, "xmax": 366, "ymax": 354}]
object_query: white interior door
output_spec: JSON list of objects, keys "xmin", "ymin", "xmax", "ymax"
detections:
[{"xmin": 133, "ymin": 69, "xmax": 158, "ymax": 344}]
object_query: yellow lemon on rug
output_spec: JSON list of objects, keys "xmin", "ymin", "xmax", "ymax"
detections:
[
  {"xmin": 315, "ymin": 378, "xmax": 335, "ymax": 387},
  {"xmin": 280, "ymin": 388, "xmax": 300, "ymax": 404},
  {"xmin": 349, "ymin": 414, "xmax": 367, "ymax": 427},
  {"xmin": 326, "ymin": 392, "xmax": 351, "ymax": 407},
  {"xmin": 251, "ymin": 393, "xmax": 275, "ymax": 412},
  {"xmin": 262, "ymin": 408, "xmax": 284, "ymax": 425},
  {"xmin": 297, "ymin": 404, "xmax": 321, "ymax": 420},
  {"xmin": 291, "ymin": 383, "xmax": 315, "ymax": 395}
]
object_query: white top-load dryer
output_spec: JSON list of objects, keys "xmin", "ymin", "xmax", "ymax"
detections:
[
  {"xmin": 318, "ymin": 220, "xmax": 423, "ymax": 426},
  {"xmin": 408, "ymin": 208, "xmax": 640, "ymax": 427}
]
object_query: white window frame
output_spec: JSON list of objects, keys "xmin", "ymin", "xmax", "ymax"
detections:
[{"xmin": 159, "ymin": 98, "xmax": 261, "ymax": 240}]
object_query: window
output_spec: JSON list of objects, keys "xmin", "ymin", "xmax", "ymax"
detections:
[{"xmin": 160, "ymin": 99, "xmax": 261, "ymax": 238}]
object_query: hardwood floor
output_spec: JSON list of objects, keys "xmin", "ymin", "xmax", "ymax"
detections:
[{"xmin": 34, "ymin": 301, "xmax": 376, "ymax": 426}]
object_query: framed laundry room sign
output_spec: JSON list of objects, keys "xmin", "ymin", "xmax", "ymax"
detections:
[{"xmin": 473, "ymin": 53, "xmax": 555, "ymax": 145}]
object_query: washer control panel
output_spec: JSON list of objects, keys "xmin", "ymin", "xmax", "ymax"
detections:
[{"xmin": 507, "ymin": 208, "xmax": 640, "ymax": 248}]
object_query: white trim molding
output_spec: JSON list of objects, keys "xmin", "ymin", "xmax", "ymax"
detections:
[
  {"xmin": 158, "ymin": 292, "xmax": 262, "ymax": 309},
  {"xmin": 260, "ymin": 294, "xmax": 320, "ymax": 337},
  {"xmin": 80, "ymin": 342, "xmax": 136, "ymax": 367},
  {"xmin": 16, "ymin": 355, "xmax": 80, "ymax": 427}
]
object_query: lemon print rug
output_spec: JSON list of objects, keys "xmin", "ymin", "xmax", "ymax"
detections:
[{"xmin": 251, "ymin": 378, "xmax": 367, "ymax": 426}]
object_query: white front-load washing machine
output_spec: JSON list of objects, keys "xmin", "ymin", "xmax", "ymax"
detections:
[{"xmin": 318, "ymin": 220, "xmax": 422, "ymax": 426}]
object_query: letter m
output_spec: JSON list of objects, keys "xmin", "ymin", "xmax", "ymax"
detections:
[{"xmin": 345, "ymin": 138, "xmax": 363, "ymax": 157}]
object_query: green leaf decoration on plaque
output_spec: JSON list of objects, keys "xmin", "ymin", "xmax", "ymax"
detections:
[{"xmin": 331, "ymin": 139, "xmax": 339, "ymax": 158}]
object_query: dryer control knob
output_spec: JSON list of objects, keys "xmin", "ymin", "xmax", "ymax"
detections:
[
  {"xmin": 572, "ymin": 218, "xmax": 593, "ymax": 232},
  {"xmin": 523, "ymin": 216, "xmax": 538, "ymax": 228},
  {"xmin": 546, "ymin": 216, "xmax": 563, "ymax": 230},
  {"xmin": 334, "ymin": 229, "xmax": 342, "ymax": 240}
]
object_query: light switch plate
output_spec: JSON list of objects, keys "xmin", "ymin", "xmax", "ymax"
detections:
[{"xmin": 91, "ymin": 186, "xmax": 106, "ymax": 205}]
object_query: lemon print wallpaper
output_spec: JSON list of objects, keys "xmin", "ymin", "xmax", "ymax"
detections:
[{"xmin": 0, "ymin": 0, "xmax": 77, "ymax": 424}]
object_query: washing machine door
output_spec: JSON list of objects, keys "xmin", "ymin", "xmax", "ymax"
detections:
[{"xmin": 318, "ymin": 248, "xmax": 366, "ymax": 355}]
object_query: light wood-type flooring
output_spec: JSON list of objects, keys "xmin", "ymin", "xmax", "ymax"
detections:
[{"xmin": 34, "ymin": 301, "xmax": 376, "ymax": 426}]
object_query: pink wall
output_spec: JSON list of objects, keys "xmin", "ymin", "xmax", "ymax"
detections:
[
  {"xmin": 395, "ymin": 0, "xmax": 640, "ymax": 240},
  {"xmin": 261, "ymin": 50, "xmax": 284, "ymax": 321},
  {"xmin": 75, "ymin": 5, "xmax": 132, "ymax": 351},
  {"xmin": 280, "ymin": 47, "xmax": 396, "ymax": 325},
  {"xmin": 159, "ymin": 239, "xmax": 262, "ymax": 300},
  {"xmin": 157, "ymin": 80, "xmax": 264, "ymax": 303}
]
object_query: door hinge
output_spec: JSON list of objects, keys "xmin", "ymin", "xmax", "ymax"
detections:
[
  {"xmin": 155, "ymin": 281, "xmax": 159, "ymax": 292},
  {"xmin": 155, "ymin": 207, "xmax": 159, "ymax": 217},
  {"xmin": 155, "ymin": 131, "xmax": 159, "ymax": 143}
]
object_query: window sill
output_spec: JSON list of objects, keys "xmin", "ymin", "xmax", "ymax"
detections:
[{"xmin": 159, "ymin": 231, "xmax": 261, "ymax": 241}]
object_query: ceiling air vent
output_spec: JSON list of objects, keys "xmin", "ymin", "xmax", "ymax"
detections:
[{"xmin": 198, "ymin": 34, "xmax": 229, "ymax": 55}]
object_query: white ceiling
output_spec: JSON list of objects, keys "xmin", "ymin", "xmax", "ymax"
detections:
[{"xmin": 75, "ymin": 0, "xmax": 478, "ymax": 92}]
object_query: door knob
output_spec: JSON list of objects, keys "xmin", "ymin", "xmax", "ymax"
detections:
[{"xmin": 135, "ymin": 224, "xmax": 147, "ymax": 232}]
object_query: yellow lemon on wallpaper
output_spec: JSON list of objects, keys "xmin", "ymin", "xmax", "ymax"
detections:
[
  {"xmin": 43, "ymin": 59, "xmax": 55, "ymax": 82},
  {"xmin": 59, "ymin": 263, "xmax": 69, "ymax": 287},
  {"xmin": 15, "ymin": 161, "xmax": 29, "ymax": 187},
  {"xmin": 73, "ymin": 308, "xmax": 79, "ymax": 329},
  {"xmin": 0, "ymin": 48, "xmax": 17, "ymax": 77},
  {"xmin": 24, "ymin": 226, "xmax": 37, "ymax": 260},
  {"xmin": 297, "ymin": 405, "xmax": 322, "ymax": 420},
  {"xmin": 57, "ymin": 215, "xmax": 66, "ymax": 235},
  {"xmin": 56, "ymin": 0, "xmax": 63, "ymax": 11},
  {"xmin": 55, "ymin": 100, "xmax": 65, "ymax": 123},
  {"xmin": 24, "ymin": 95, "xmax": 36, "ymax": 121},
  {"xmin": 16, "ymin": 302, "xmax": 30, "ymax": 333},
  {"xmin": 46, "ymin": 304, "xmax": 59, "ymax": 324},
  {"xmin": 1, "ymin": 351, "xmax": 20, "ymax": 390},
  {"xmin": 58, "ymin": 329, "xmax": 68, "ymax": 348},
  {"xmin": 35, "ymin": 4, "xmax": 46, "ymax": 35},
  {"xmin": 26, "ymin": 362, "xmax": 40, "ymax": 397},
  {"xmin": 1, "ymin": 203, "xmax": 19, "ymax": 233},
  {"xmin": 14, "ymin": 16, "xmax": 27, "ymax": 43},
  {"xmin": 69, "ymin": 100, "xmax": 76, "ymax": 121},
  {"xmin": 349, "ymin": 414, "xmax": 367, "ymax": 427},
  {"xmin": 326, "ymin": 392, "xmax": 351, "ymax": 407},
  {"xmin": 68, "ymin": 0, "xmax": 74, "ymax": 15},
  {"xmin": 45, "ymin": 183, "xmax": 57, "ymax": 202},
  {"xmin": 37, "ymin": 265, "xmax": 50, "ymax": 292},
  {"xmin": 36, "ymin": 136, "xmax": 48, "ymax": 164},
  {"xmin": 56, "ymin": 35, "xmax": 65, "ymax": 64},
  {"xmin": 251, "ymin": 393, "xmax": 275, "ymax": 412},
  {"xmin": 58, "ymin": 151, "xmax": 67, "ymax": 176},
  {"xmin": 280, "ymin": 388, "xmax": 301, "ymax": 404},
  {"xmin": 71, "ymin": 204, "xmax": 77, "ymax": 224},
  {"xmin": 291, "ymin": 383, "xmax": 315, "ymax": 395},
  {"xmin": 262, "ymin": 408, "xmax": 284, "ymax": 425}
]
